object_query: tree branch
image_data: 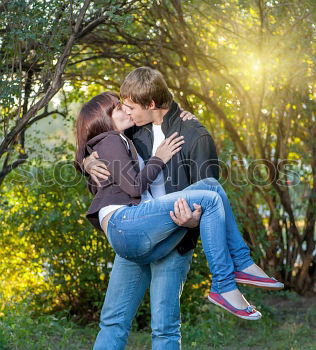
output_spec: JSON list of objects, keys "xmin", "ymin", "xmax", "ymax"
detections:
[
  {"xmin": 27, "ymin": 110, "xmax": 67, "ymax": 128},
  {"xmin": 171, "ymin": 85, "xmax": 249, "ymax": 155},
  {"xmin": 0, "ymin": 153, "xmax": 28, "ymax": 185},
  {"xmin": 0, "ymin": 0, "xmax": 91, "ymax": 155},
  {"xmin": 0, "ymin": 0, "xmax": 10, "ymax": 13}
]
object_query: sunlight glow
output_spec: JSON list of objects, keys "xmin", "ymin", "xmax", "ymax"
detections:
[{"xmin": 252, "ymin": 61, "xmax": 261, "ymax": 71}]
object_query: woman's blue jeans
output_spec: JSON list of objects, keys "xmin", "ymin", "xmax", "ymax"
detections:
[{"xmin": 107, "ymin": 177, "xmax": 254, "ymax": 294}]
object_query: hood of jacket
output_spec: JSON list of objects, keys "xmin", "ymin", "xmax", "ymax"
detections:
[{"xmin": 86, "ymin": 130, "xmax": 121, "ymax": 149}]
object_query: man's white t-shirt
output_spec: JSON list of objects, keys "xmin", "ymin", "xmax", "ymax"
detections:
[{"xmin": 149, "ymin": 124, "xmax": 166, "ymax": 198}]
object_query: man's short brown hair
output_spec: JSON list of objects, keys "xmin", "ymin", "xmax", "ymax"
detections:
[{"xmin": 120, "ymin": 67, "xmax": 173, "ymax": 109}]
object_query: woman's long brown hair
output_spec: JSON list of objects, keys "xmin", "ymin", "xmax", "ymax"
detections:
[{"xmin": 74, "ymin": 92, "xmax": 120, "ymax": 173}]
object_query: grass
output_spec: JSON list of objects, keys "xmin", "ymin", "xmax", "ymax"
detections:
[
  {"xmin": 0, "ymin": 291, "xmax": 315, "ymax": 350},
  {"xmin": 0, "ymin": 308, "xmax": 96, "ymax": 350}
]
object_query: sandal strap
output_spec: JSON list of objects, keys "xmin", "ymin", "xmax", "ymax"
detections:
[{"xmin": 246, "ymin": 305, "xmax": 257, "ymax": 313}]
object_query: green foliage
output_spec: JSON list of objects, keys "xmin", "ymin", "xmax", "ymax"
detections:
[
  {"xmin": 0, "ymin": 0, "xmax": 132, "ymax": 114},
  {"xmin": 1, "ymin": 293, "xmax": 315, "ymax": 350},
  {"xmin": 0, "ymin": 142, "xmax": 114, "ymax": 320},
  {"xmin": 0, "ymin": 303, "xmax": 96, "ymax": 350},
  {"xmin": 1, "ymin": 0, "xmax": 69, "ymax": 112}
]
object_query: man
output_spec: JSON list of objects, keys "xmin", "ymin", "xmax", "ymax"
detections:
[{"xmin": 84, "ymin": 67, "xmax": 219, "ymax": 349}]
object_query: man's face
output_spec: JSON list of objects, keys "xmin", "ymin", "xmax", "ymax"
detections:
[{"xmin": 122, "ymin": 98, "xmax": 154, "ymax": 126}]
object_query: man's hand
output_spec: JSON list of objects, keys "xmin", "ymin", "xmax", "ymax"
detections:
[
  {"xmin": 83, "ymin": 151, "xmax": 110, "ymax": 187},
  {"xmin": 170, "ymin": 198, "xmax": 202, "ymax": 228},
  {"xmin": 179, "ymin": 110, "xmax": 198, "ymax": 121}
]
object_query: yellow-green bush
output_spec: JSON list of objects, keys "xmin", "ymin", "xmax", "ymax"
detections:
[{"xmin": 0, "ymin": 150, "xmax": 114, "ymax": 322}]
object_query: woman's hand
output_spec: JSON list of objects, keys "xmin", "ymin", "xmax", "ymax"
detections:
[
  {"xmin": 155, "ymin": 132, "xmax": 185, "ymax": 164},
  {"xmin": 179, "ymin": 110, "xmax": 198, "ymax": 121}
]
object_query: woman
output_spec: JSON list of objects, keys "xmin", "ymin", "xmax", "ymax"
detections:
[{"xmin": 75, "ymin": 92, "xmax": 284, "ymax": 321}]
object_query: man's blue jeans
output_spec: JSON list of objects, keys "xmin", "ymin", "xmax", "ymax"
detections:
[
  {"xmin": 93, "ymin": 249, "xmax": 192, "ymax": 350},
  {"xmin": 93, "ymin": 178, "xmax": 254, "ymax": 349}
]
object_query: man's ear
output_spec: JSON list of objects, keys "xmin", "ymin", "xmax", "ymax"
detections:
[{"xmin": 147, "ymin": 100, "xmax": 156, "ymax": 110}]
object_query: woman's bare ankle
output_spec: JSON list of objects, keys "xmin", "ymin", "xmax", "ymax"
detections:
[
  {"xmin": 241, "ymin": 263, "xmax": 269, "ymax": 278},
  {"xmin": 221, "ymin": 289, "xmax": 249, "ymax": 309}
]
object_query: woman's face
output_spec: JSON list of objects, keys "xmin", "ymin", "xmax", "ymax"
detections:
[{"xmin": 112, "ymin": 103, "xmax": 135, "ymax": 132}]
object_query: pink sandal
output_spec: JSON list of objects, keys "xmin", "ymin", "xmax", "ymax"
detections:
[
  {"xmin": 234, "ymin": 271, "xmax": 284, "ymax": 290},
  {"xmin": 208, "ymin": 292, "xmax": 262, "ymax": 320}
]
